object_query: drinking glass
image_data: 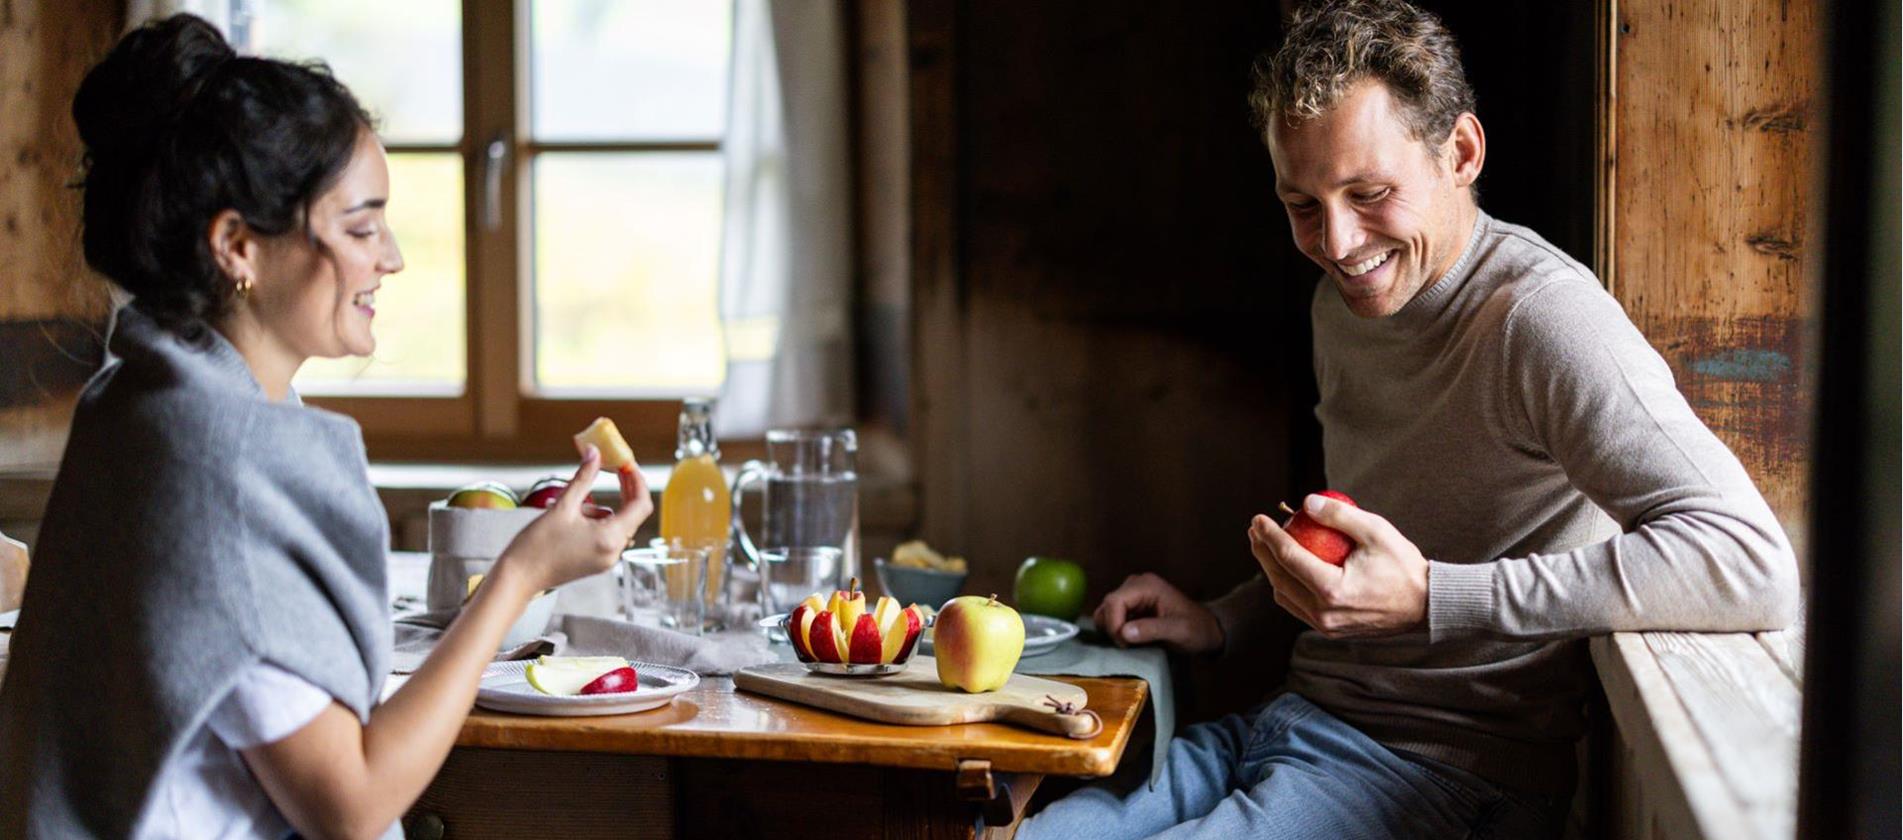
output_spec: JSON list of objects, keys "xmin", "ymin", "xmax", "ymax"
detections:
[
  {"xmin": 620, "ymin": 542, "xmax": 709, "ymax": 635},
  {"xmin": 758, "ymin": 545, "xmax": 846, "ymax": 617}
]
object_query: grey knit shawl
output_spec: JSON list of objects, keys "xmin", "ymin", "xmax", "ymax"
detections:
[{"xmin": 0, "ymin": 303, "xmax": 391, "ymax": 838}]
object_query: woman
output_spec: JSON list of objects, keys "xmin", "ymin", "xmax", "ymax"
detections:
[{"xmin": 0, "ymin": 15, "xmax": 651, "ymax": 839}]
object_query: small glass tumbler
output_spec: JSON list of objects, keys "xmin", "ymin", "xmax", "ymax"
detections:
[
  {"xmin": 758, "ymin": 545, "xmax": 846, "ymax": 617},
  {"xmin": 620, "ymin": 542, "xmax": 709, "ymax": 635}
]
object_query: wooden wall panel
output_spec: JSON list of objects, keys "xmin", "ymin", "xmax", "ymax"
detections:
[
  {"xmin": 911, "ymin": 0, "xmax": 1305, "ymax": 611},
  {"xmin": 1606, "ymin": 0, "xmax": 1819, "ymax": 557},
  {"xmin": 0, "ymin": 0, "xmax": 120, "ymax": 470}
]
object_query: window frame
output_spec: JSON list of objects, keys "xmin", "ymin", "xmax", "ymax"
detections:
[{"xmin": 304, "ymin": 1, "xmax": 742, "ymax": 463}]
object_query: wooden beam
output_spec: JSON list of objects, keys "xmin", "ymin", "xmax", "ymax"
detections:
[{"xmin": 1603, "ymin": 0, "xmax": 1821, "ymax": 560}]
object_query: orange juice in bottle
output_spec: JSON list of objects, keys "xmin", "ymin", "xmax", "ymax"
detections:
[{"xmin": 661, "ymin": 398, "xmax": 731, "ymax": 623}]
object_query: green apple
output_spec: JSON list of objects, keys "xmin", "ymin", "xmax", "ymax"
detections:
[
  {"xmin": 446, "ymin": 481, "xmax": 519, "ymax": 509},
  {"xmin": 934, "ymin": 594, "xmax": 1025, "ymax": 692},
  {"xmin": 1014, "ymin": 556, "xmax": 1087, "ymax": 620}
]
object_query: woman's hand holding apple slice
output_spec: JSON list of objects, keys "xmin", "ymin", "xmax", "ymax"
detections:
[{"xmin": 489, "ymin": 422, "xmax": 654, "ymax": 599}]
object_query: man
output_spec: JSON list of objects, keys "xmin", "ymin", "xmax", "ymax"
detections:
[{"xmin": 1018, "ymin": 1, "xmax": 1799, "ymax": 838}]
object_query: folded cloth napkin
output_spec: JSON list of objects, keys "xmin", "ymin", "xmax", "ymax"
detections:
[
  {"xmin": 551, "ymin": 615, "xmax": 776, "ymax": 675},
  {"xmin": 390, "ymin": 611, "xmax": 776, "ymax": 676},
  {"xmin": 1016, "ymin": 632, "xmax": 1173, "ymax": 787}
]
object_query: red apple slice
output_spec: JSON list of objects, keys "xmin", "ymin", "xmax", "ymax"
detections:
[
  {"xmin": 578, "ymin": 666, "xmax": 640, "ymax": 695},
  {"xmin": 808, "ymin": 610, "xmax": 844, "ymax": 663},
  {"xmin": 894, "ymin": 604, "xmax": 926, "ymax": 661},
  {"xmin": 849, "ymin": 613, "xmax": 884, "ymax": 664},
  {"xmin": 787, "ymin": 604, "xmax": 817, "ymax": 662}
]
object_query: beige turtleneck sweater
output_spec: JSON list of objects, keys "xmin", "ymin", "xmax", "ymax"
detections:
[{"xmin": 1210, "ymin": 211, "xmax": 1799, "ymax": 794}]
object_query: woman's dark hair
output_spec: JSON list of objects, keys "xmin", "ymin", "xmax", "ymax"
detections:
[{"xmin": 72, "ymin": 14, "xmax": 372, "ymax": 332}]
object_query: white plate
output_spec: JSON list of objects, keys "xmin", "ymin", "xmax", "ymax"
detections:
[
  {"xmin": 919, "ymin": 614, "xmax": 1078, "ymax": 658},
  {"xmin": 474, "ymin": 660, "xmax": 699, "ymax": 716}
]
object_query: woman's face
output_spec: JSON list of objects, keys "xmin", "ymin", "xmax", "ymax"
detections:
[{"xmin": 250, "ymin": 128, "xmax": 403, "ymax": 360}]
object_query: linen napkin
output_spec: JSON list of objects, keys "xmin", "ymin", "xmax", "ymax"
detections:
[
  {"xmin": 390, "ymin": 611, "xmax": 776, "ymax": 676},
  {"xmin": 549, "ymin": 614, "xmax": 776, "ymax": 675}
]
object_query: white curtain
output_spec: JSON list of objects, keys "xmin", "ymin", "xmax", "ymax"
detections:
[
  {"xmin": 126, "ymin": 0, "xmax": 261, "ymax": 52},
  {"xmin": 125, "ymin": 0, "xmax": 244, "ymax": 38},
  {"xmin": 714, "ymin": 0, "xmax": 856, "ymax": 438}
]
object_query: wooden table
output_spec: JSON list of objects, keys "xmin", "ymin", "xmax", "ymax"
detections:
[{"xmin": 403, "ymin": 673, "xmax": 1148, "ymax": 839}]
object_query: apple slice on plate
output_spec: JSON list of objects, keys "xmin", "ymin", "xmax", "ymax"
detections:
[
  {"xmin": 521, "ymin": 655, "xmax": 639, "ymax": 693},
  {"xmin": 525, "ymin": 663, "xmax": 603, "ymax": 696},
  {"xmin": 536, "ymin": 655, "xmax": 628, "ymax": 673},
  {"xmin": 579, "ymin": 666, "xmax": 639, "ymax": 695}
]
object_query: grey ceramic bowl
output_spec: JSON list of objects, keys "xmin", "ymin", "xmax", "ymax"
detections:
[{"xmin": 873, "ymin": 558, "xmax": 966, "ymax": 611}]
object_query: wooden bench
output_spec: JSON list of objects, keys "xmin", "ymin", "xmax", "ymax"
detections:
[{"xmin": 1591, "ymin": 621, "xmax": 1804, "ymax": 839}]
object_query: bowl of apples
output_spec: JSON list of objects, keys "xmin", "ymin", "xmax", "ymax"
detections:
[{"xmin": 782, "ymin": 578, "xmax": 929, "ymax": 676}]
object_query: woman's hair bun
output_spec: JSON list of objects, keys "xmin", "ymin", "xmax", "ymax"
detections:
[
  {"xmin": 72, "ymin": 15, "xmax": 234, "ymax": 171},
  {"xmin": 70, "ymin": 14, "xmax": 371, "ymax": 333}
]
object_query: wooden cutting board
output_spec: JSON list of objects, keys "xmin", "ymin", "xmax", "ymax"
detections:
[{"xmin": 734, "ymin": 657, "xmax": 1101, "ymax": 738}]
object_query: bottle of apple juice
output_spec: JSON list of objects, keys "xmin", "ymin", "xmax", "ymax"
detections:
[{"xmin": 660, "ymin": 398, "xmax": 732, "ymax": 627}]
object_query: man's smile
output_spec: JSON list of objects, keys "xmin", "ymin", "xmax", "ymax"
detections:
[{"xmin": 1338, "ymin": 249, "xmax": 1396, "ymax": 278}]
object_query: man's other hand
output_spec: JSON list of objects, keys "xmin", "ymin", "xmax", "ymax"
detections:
[
  {"xmin": 1093, "ymin": 573, "xmax": 1225, "ymax": 654},
  {"xmin": 1248, "ymin": 493, "xmax": 1429, "ymax": 638}
]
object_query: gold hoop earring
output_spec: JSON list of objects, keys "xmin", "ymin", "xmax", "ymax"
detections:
[{"xmin": 234, "ymin": 276, "xmax": 254, "ymax": 298}]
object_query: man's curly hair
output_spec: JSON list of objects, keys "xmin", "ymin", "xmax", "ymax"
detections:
[{"xmin": 1250, "ymin": 0, "xmax": 1476, "ymax": 148}]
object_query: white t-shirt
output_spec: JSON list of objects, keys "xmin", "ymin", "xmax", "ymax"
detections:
[{"xmin": 136, "ymin": 662, "xmax": 400, "ymax": 839}]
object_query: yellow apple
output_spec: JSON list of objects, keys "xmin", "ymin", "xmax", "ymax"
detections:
[
  {"xmin": 446, "ymin": 481, "xmax": 518, "ymax": 509},
  {"xmin": 934, "ymin": 594, "xmax": 1024, "ymax": 692}
]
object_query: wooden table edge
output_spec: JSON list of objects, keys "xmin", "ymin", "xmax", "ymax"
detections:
[{"xmin": 455, "ymin": 674, "xmax": 1148, "ymax": 778}]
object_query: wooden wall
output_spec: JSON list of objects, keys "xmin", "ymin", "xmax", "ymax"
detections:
[
  {"xmin": 905, "ymin": 0, "xmax": 1311, "ymax": 619},
  {"xmin": 1603, "ymin": 0, "xmax": 1819, "ymax": 559},
  {"xmin": 0, "ymin": 1, "xmax": 120, "ymax": 473}
]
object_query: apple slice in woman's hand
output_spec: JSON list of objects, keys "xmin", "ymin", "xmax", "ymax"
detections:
[{"xmin": 573, "ymin": 417, "xmax": 637, "ymax": 473}]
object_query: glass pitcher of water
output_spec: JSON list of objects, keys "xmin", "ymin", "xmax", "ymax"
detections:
[{"xmin": 731, "ymin": 429, "xmax": 860, "ymax": 614}]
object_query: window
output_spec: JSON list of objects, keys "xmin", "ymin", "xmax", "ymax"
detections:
[{"xmin": 252, "ymin": 1, "xmax": 737, "ymax": 459}]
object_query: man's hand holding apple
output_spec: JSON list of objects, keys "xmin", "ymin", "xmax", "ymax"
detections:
[
  {"xmin": 1093, "ymin": 572, "xmax": 1226, "ymax": 655},
  {"xmin": 1249, "ymin": 493, "xmax": 1429, "ymax": 638}
]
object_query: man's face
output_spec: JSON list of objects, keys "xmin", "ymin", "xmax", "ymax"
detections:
[{"xmin": 1268, "ymin": 80, "xmax": 1479, "ymax": 318}]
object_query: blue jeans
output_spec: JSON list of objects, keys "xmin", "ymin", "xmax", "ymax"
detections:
[{"xmin": 1018, "ymin": 694, "xmax": 1566, "ymax": 840}]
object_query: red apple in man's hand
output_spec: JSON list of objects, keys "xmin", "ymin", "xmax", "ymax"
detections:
[
  {"xmin": 1281, "ymin": 490, "xmax": 1358, "ymax": 566},
  {"xmin": 578, "ymin": 666, "xmax": 640, "ymax": 695}
]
